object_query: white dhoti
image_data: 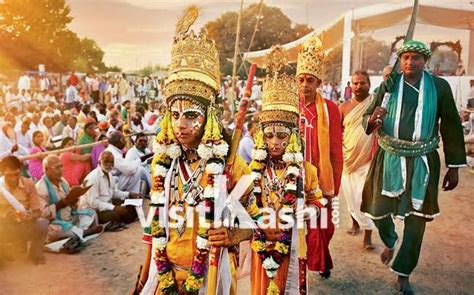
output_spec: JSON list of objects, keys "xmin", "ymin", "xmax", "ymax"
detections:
[
  {"xmin": 340, "ymin": 94, "xmax": 376, "ymax": 231},
  {"xmin": 340, "ymin": 162, "xmax": 375, "ymax": 230},
  {"xmin": 47, "ymin": 212, "xmax": 98, "ymax": 241}
]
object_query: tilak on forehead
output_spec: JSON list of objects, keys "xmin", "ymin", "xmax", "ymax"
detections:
[
  {"xmin": 170, "ymin": 97, "xmax": 206, "ymax": 117},
  {"xmin": 263, "ymin": 124, "xmax": 291, "ymax": 135}
]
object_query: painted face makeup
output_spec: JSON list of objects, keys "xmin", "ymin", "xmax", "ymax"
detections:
[
  {"xmin": 170, "ymin": 98, "xmax": 207, "ymax": 148},
  {"xmin": 263, "ymin": 124, "xmax": 291, "ymax": 158}
]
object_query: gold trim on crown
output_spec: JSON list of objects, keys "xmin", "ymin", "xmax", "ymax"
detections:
[
  {"xmin": 165, "ymin": 9, "xmax": 220, "ymax": 105},
  {"xmin": 260, "ymin": 46, "xmax": 299, "ymax": 126},
  {"xmin": 296, "ymin": 34, "xmax": 324, "ymax": 78},
  {"xmin": 165, "ymin": 80, "xmax": 215, "ymax": 103},
  {"xmin": 258, "ymin": 110, "xmax": 299, "ymax": 126}
]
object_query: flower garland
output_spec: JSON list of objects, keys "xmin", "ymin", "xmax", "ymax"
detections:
[
  {"xmin": 150, "ymin": 105, "xmax": 229, "ymax": 294},
  {"xmin": 249, "ymin": 128, "xmax": 304, "ymax": 295}
]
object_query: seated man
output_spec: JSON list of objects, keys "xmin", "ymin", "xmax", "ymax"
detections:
[
  {"xmin": 106, "ymin": 131, "xmax": 148, "ymax": 194},
  {"xmin": 124, "ymin": 132, "xmax": 153, "ymax": 193},
  {"xmin": 0, "ymin": 156, "xmax": 48, "ymax": 264},
  {"xmin": 36, "ymin": 155, "xmax": 102, "ymax": 242},
  {"xmin": 80, "ymin": 151, "xmax": 140, "ymax": 225}
]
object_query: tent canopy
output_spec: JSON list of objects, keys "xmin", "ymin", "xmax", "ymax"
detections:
[{"xmin": 243, "ymin": 0, "xmax": 474, "ymax": 70}]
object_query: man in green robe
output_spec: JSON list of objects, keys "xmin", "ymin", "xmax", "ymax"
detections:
[{"xmin": 361, "ymin": 40, "xmax": 466, "ymax": 294}]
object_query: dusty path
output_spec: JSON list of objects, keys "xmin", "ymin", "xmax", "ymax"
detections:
[{"xmin": 1, "ymin": 165, "xmax": 473, "ymax": 294}]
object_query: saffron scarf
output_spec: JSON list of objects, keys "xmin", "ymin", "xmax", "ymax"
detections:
[{"xmin": 315, "ymin": 92, "xmax": 335, "ymax": 195}]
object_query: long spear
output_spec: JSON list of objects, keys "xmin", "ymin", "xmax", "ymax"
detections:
[{"xmin": 206, "ymin": 63, "xmax": 256, "ymax": 295}]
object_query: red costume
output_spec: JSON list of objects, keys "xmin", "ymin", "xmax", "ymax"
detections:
[{"xmin": 301, "ymin": 97, "xmax": 343, "ymax": 272}]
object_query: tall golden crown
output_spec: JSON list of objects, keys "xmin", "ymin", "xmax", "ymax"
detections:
[
  {"xmin": 259, "ymin": 46, "xmax": 299, "ymax": 126},
  {"xmin": 296, "ymin": 33, "xmax": 324, "ymax": 78},
  {"xmin": 165, "ymin": 7, "xmax": 220, "ymax": 105}
]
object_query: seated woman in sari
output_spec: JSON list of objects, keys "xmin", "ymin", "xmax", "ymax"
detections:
[
  {"xmin": 59, "ymin": 137, "xmax": 92, "ymax": 186},
  {"xmin": 28, "ymin": 130, "xmax": 48, "ymax": 181}
]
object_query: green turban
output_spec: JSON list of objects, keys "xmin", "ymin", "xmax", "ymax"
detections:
[{"xmin": 397, "ymin": 40, "xmax": 432, "ymax": 59}]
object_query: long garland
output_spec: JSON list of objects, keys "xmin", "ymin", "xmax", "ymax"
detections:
[
  {"xmin": 248, "ymin": 129, "xmax": 304, "ymax": 295},
  {"xmin": 150, "ymin": 106, "xmax": 228, "ymax": 294}
]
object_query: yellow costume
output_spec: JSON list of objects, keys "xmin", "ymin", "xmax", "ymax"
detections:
[
  {"xmin": 138, "ymin": 6, "xmax": 258, "ymax": 295},
  {"xmin": 249, "ymin": 46, "xmax": 323, "ymax": 295}
]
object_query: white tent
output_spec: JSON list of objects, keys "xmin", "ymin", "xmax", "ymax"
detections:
[{"xmin": 242, "ymin": 0, "xmax": 474, "ymax": 86}]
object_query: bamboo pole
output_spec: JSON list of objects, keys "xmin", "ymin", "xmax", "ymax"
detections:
[
  {"xmin": 17, "ymin": 132, "xmax": 156, "ymax": 161},
  {"xmin": 230, "ymin": 0, "xmax": 245, "ymax": 114}
]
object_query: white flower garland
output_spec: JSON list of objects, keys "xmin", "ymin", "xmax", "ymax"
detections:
[
  {"xmin": 205, "ymin": 162, "xmax": 224, "ymax": 175},
  {"xmin": 153, "ymin": 165, "xmax": 168, "ymax": 178},
  {"xmin": 285, "ymin": 165, "xmax": 300, "ymax": 177},
  {"xmin": 153, "ymin": 237, "xmax": 167, "ymax": 251},
  {"xmin": 203, "ymin": 186, "xmax": 216, "ymax": 199},
  {"xmin": 196, "ymin": 236, "xmax": 210, "ymax": 250},
  {"xmin": 250, "ymin": 171, "xmax": 262, "ymax": 181},
  {"xmin": 151, "ymin": 191, "xmax": 166, "ymax": 205},
  {"xmin": 213, "ymin": 142, "xmax": 229, "ymax": 158},
  {"xmin": 285, "ymin": 183, "xmax": 297, "ymax": 191},
  {"xmin": 252, "ymin": 148, "xmax": 268, "ymax": 161},
  {"xmin": 262, "ymin": 256, "xmax": 280, "ymax": 278},
  {"xmin": 197, "ymin": 144, "xmax": 213, "ymax": 160},
  {"xmin": 153, "ymin": 142, "xmax": 167, "ymax": 155},
  {"xmin": 166, "ymin": 144, "xmax": 182, "ymax": 159}
]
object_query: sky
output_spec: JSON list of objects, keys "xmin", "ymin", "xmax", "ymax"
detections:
[{"xmin": 67, "ymin": 0, "xmax": 474, "ymax": 71}]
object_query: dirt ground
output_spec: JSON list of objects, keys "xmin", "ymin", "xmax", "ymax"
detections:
[{"xmin": 1, "ymin": 164, "xmax": 473, "ymax": 294}]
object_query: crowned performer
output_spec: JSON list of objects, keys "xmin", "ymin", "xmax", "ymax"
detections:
[
  {"xmin": 249, "ymin": 46, "xmax": 323, "ymax": 295},
  {"xmin": 135, "ymin": 7, "xmax": 259, "ymax": 295},
  {"xmin": 296, "ymin": 35, "xmax": 343, "ymax": 278}
]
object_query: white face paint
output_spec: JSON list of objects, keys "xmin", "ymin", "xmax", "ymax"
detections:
[
  {"xmin": 263, "ymin": 124, "xmax": 291, "ymax": 158},
  {"xmin": 170, "ymin": 98, "xmax": 207, "ymax": 148}
]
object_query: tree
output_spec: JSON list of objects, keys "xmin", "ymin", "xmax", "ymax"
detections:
[
  {"xmin": 203, "ymin": 3, "xmax": 312, "ymax": 77},
  {"xmin": 322, "ymin": 36, "xmax": 390, "ymax": 83},
  {"xmin": 136, "ymin": 64, "xmax": 169, "ymax": 77},
  {"xmin": 0, "ymin": 0, "xmax": 113, "ymax": 73}
]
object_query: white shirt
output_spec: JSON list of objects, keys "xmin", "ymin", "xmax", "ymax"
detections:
[
  {"xmin": 80, "ymin": 167, "xmax": 129, "ymax": 211},
  {"xmin": 17, "ymin": 75, "xmax": 30, "ymax": 91},
  {"xmin": 62, "ymin": 125, "xmax": 80, "ymax": 142},
  {"xmin": 65, "ymin": 85, "xmax": 78, "ymax": 104},
  {"xmin": 125, "ymin": 146, "xmax": 151, "ymax": 167},
  {"xmin": 105, "ymin": 145, "xmax": 141, "ymax": 176},
  {"xmin": 16, "ymin": 129, "xmax": 31, "ymax": 151}
]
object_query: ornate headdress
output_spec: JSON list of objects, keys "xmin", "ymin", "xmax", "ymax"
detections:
[
  {"xmin": 259, "ymin": 45, "xmax": 300, "ymax": 127},
  {"xmin": 296, "ymin": 33, "xmax": 324, "ymax": 78},
  {"xmin": 164, "ymin": 7, "xmax": 220, "ymax": 106},
  {"xmin": 251, "ymin": 46, "xmax": 303, "ymax": 166}
]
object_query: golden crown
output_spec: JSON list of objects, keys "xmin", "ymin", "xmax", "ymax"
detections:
[
  {"xmin": 296, "ymin": 34, "xmax": 324, "ymax": 78},
  {"xmin": 165, "ymin": 7, "xmax": 220, "ymax": 105},
  {"xmin": 260, "ymin": 46, "xmax": 299, "ymax": 126}
]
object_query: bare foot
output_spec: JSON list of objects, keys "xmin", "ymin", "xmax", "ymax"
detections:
[
  {"xmin": 397, "ymin": 276, "xmax": 414, "ymax": 295},
  {"xmin": 363, "ymin": 230, "xmax": 375, "ymax": 250},
  {"xmin": 380, "ymin": 247, "xmax": 394, "ymax": 265},
  {"xmin": 84, "ymin": 225, "xmax": 104, "ymax": 236},
  {"xmin": 347, "ymin": 227, "xmax": 360, "ymax": 236},
  {"xmin": 347, "ymin": 218, "xmax": 360, "ymax": 236}
]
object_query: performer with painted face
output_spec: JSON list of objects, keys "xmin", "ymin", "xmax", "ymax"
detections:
[
  {"xmin": 249, "ymin": 46, "xmax": 323, "ymax": 295},
  {"xmin": 134, "ymin": 7, "xmax": 259, "ymax": 295}
]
